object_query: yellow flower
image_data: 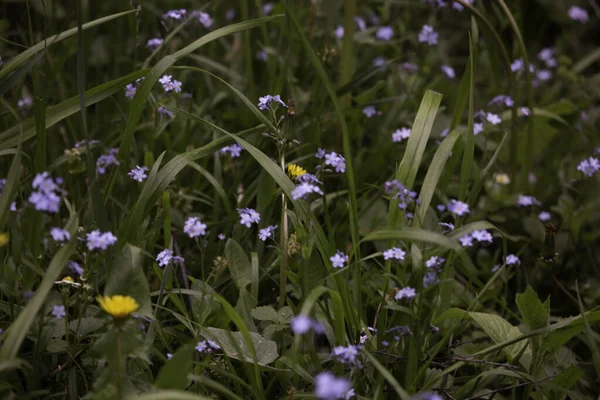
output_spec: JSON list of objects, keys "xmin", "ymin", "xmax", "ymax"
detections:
[
  {"xmin": 287, "ymin": 164, "xmax": 307, "ymax": 180},
  {"xmin": 495, "ymin": 173, "xmax": 510, "ymax": 185},
  {"xmin": 96, "ymin": 295, "xmax": 139, "ymax": 319},
  {"xmin": 0, "ymin": 232, "xmax": 8, "ymax": 248}
]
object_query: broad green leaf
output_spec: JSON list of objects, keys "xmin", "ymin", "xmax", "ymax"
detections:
[
  {"xmin": 156, "ymin": 343, "xmax": 195, "ymax": 390},
  {"xmin": 469, "ymin": 312, "xmax": 530, "ymax": 360},
  {"xmin": 126, "ymin": 390, "xmax": 212, "ymax": 400},
  {"xmin": 201, "ymin": 327, "xmax": 278, "ymax": 366},
  {"xmin": 104, "ymin": 244, "xmax": 152, "ymax": 317},
  {"xmin": 361, "ymin": 228, "xmax": 460, "ymax": 250},
  {"xmin": 225, "ymin": 239, "xmax": 252, "ymax": 289},
  {"xmin": 549, "ymin": 366, "xmax": 584, "ymax": 399},
  {"xmin": 516, "ymin": 286, "xmax": 549, "ymax": 331},
  {"xmin": 364, "ymin": 352, "xmax": 411, "ymax": 400},
  {"xmin": 251, "ymin": 306, "xmax": 278, "ymax": 322}
]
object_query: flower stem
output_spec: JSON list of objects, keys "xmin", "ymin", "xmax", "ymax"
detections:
[
  {"xmin": 278, "ymin": 150, "xmax": 289, "ymax": 310},
  {"xmin": 115, "ymin": 328, "xmax": 124, "ymax": 399}
]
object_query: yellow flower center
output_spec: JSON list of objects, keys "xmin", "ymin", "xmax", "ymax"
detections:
[
  {"xmin": 495, "ymin": 173, "xmax": 510, "ymax": 185},
  {"xmin": 63, "ymin": 276, "xmax": 74, "ymax": 282},
  {"xmin": 96, "ymin": 295, "xmax": 139, "ymax": 319},
  {"xmin": 0, "ymin": 232, "xmax": 9, "ymax": 248},
  {"xmin": 287, "ymin": 164, "xmax": 307, "ymax": 180}
]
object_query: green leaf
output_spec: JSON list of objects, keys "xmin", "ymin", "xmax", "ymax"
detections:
[
  {"xmin": 549, "ymin": 366, "xmax": 584, "ymax": 399},
  {"xmin": 363, "ymin": 352, "xmax": 411, "ymax": 400},
  {"xmin": 516, "ymin": 286, "xmax": 549, "ymax": 331},
  {"xmin": 469, "ymin": 312, "xmax": 530, "ymax": 360},
  {"xmin": 156, "ymin": 343, "xmax": 195, "ymax": 390},
  {"xmin": 250, "ymin": 306, "xmax": 278, "ymax": 322},
  {"xmin": 0, "ymin": 146, "xmax": 21, "ymax": 231},
  {"xmin": 361, "ymin": 228, "xmax": 460, "ymax": 250},
  {"xmin": 277, "ymin": 306, "xmax": 294, "ymax": 324},
  {"xmin": 201, "ymin": 327, "xmax": 278, "ymax": 366},
  {"xmin": 126, "ymin": 390, "xmax": 212, "ymax": 400},
  {"xmin": 225, "ymin": 239, "xmax": 252, "ymax": 289},
  {"xmin": 104, "ymin": 244, "xmax": 152, "ymax": 317}
]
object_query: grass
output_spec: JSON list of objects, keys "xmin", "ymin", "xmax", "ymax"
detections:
[{"xmin": 0, "ymin": 0, "xmax": 599, "ymax": 399}]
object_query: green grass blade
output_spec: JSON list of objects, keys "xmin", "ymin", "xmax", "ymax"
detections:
[
  {"xmin": 364, "ymin": 351, "xmax": 411, "ymax": 400},
  {"xmin": 0, "ymin": 146, "xmax": 21, "ymax": 231},
  {"xmin": 360, "ymin": 228, "xmax": 460, "ymax": 251},
  {"xmin": 458, "ymin": 35, "xmax": 475, "ymax": 201}
]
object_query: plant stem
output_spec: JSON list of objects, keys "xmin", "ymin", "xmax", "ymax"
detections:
[
  {"xmin": 278, "ymin": 150, "xmax": 289, "ymax": 310},
  {"xmin": 115, "ymin": 328, "xmax": 124, "ymax": 399}
]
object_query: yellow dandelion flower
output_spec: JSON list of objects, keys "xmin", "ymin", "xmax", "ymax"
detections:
[
  {"xmin": 0, "ymin": 232, "xmax": 8, "ymax": 248},
  {"xmin": 287, "ymin": 164, "xmax": 307, "ymax": 180},
  {"xmin": 495, "ymin": 173, "xmax": 510, "ymax": 185},
  {"xmin": 96, "ymin": 295, "xmax": 139, "ymax": 319}
]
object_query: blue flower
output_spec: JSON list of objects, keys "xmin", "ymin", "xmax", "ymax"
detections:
[
  {"xmin": 86, "ymin": 230, "xmax": 117, "ymax": 251},
  {"xmin": 383, "ymin": 247, "xmax": 405, "ymax": 261},
  {"xmin": 330, "ymin": 251, "xmax": 349, "ymax": 269},
  {"xmin": 238, "ymin": 208, "xmax": 260, "ymax": 227},
  {"xmin": 128, "ymin": 166, "xmax": 149, "ymax": 182},
  {"xmin": 291, "ymin": 315, "xmax": 313, "ymax": 334},
  {"xmin": 52, "ymin": 305, "xmax": 66, "ymax": 319},
  {"xmin": 291, "ymin": 182, "xmax": 323, "ymax": 200},
  {"xmin": 395, "ymin": 287, "xmax": 416, "ymax": 301},
  {"xmin": 258, "ymin": 225, "xmax": 278, "ymax": 241},
  {"xmin": 257, "ymin": 94, "xmax": 286, "ymax": 110},
  {"xmin": 156, "ymin": 249, "xmax": 173, "ymax": 267},
  {"xmin": 418, "ymin": 25, "xmax": 438, "ymax": 45},
  {"xmin": 96, "ymin": 148, "xmax": 120, "ymax": 174},
  {"xmin": 376, "ymin": 26, "xmax": 393, "ymax": 41},
  {"xmin": 50, "ymin": 228, "xmax": 70, "ymax": 242},
  {"xmin": 324, "ymin": 152, "xmax": 346, "ymax": 173},
  {"xmin": 315, "ymin": 372, "xmax": 353, "ymax": 400},
  {"xmin": 184, "ymin": 217, "xmax": 207, "ymax": 238},
  {"xmin": 447, "ymin": 199, "xmax": 470, "ymax": 216}
]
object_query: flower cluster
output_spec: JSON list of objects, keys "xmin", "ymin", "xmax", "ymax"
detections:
[
  {"xmin": 146, "ymin": 38, "xmax": 163, "ymax": 50},
  {"xmin": 156, "ymin": 249, "xmax": 184, "ymax": 267},
  {"xmin": 330, "ymin": 250, "xmax": 349, "ymax": 269},
  {"xmin": 392, "ymin": 127, "xmax": 411, "ymax": 142},
  {"xmin": 568, "ymin": 6, "xmax": 589, "ymax": 23},
  {"xmin": 50, "ymin": 227, "xmax": 70, "ymax": 243},
  {"xmin": 96, "ymin": 148, "xmax": 120, "ymax": 174},
  {"xmin": 577, "ymin": 156, "xmax": 599, "ymax": 177},
  {"xmin": 383, "ymin": 247, "xmax": 406, "ymax": 261},
  {"xmin": 29, "ymin": 172, "xmax": 63, "ymax": 213},
  {"xmin": 331, "ymin": 345, "xmax": 361, "ymax": 367},
  {"xmin": 193, "ymin": 11, "xmax": 214, "ymax": 28},
  {"xmin": 324, "ymin": 152, "xmax": 346, "ymax": 173},
  {"xmin": 315, "ymin": 372, "xmax": 354, "ymax": 400},
  {"xmin": 385, "ymin": 180, "xmax": 418, "ymax": 211},
  {"xmin": 18, "ymin": 95, "xmax": 33, "ymax": 108},
  {"xmin": 125, "ymin": 77, "xmax": 145, "ymax": 100},
  {"xmin": 488, "ymin": 94, "xmax": 514, "ymax": 108},
  {"xmin": 86, "ymin": 230, "xmax": 117, "ymax": 251},
  {"xmin": 424, "ymin": 256, "xmax": 445, "ymax": 287},
  {"xmin": 220, "ymin": 144, "xmax": 243, "ymax": 158},
  {"xmin": 196, "ymin": 339, "xmax": 220, "ymax": 354},
  {"xmin": 238, "ymin": 208, "xmax": 260, "ymax": 228},
  {"xmin": 447, "ymin": 199, "xmax": 469, "ymax": 216},
  {"xmin": 517, "ymin": 195, "xmax": 541, "ymax": 207},
  {"xmin": 128, "ymin": 166, "xmax": 149, "ymax": 182},
  {"xmin": 258, "ymin": 225, "xmax": 278, "ymax": 241},
  {"xmin": 418, "ymin": 25, "xmax": 438, "ymax": 45},
  {"xmin": 158, "ymin": 75, "xmax": 182, "ymax": 93},
  {"xmin": 290, "ymin": 315, "xmax": 324, "ymax": 335},
  {"xmin": 163, "ymin": 9, "xmax": 187, "ymax": 20},
  {"xmin": 157, "ymin": 106, "xmax": 174, "ymax": 119},
  {"xmin": 395, "ymin": 286, "xmax": 416, "ymax": 301},
  {"xmin": 291, "ymin": 181, "xmax": 323, "ymax": 200},
  {"xmin": 459, "ymin": 229, "xmax": 493, "ymax": 247},
  {"xmin": 258, "ymin": 94, "xmax": 286, "ymax": 110},
  {"xmin": 184, "ymin": 216, "xmax": 207, "ymax": 238}
]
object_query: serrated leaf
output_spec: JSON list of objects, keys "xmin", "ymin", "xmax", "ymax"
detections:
[
  {"xmin": 516, "ymin": 286, "xmax": 549, "ymax": 331},
  {"xmin": 200, "ymin": 327, "xmax": 278, "ymax": 365},
  {"xmin": 263, "ymin": 324, "xmax": 287, "ymax": 340},
  {"xmin": 469, "ymin": 312, "xmax": 530, "ymax": 360},
  {"xmin": 250, "ymin": 306, "xmax": 278, "ymax": 322},
  {"xmin": 277, "ymin": 306, "xmax": 294, "ymax": 324}
]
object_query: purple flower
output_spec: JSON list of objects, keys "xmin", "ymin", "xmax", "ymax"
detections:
[
  {"xmin": 486, "ymin": 113, "xmax": 502, "ymax": 125},
  {"xmin": 418, "ymin": 25, "xmax": 438, "ymax": 45},
  {"xmin": 262, "ymin": 2, "xmax": 274, "ymax": 15},
  {"xmin": 159, "ymin": 74, "xmax": 172, "ymax": 87},
  {"xmin": 437, "ymin": 204, "xmax": 446, "ymax": 212},
  {"xmin": 291, "ymin": 315, "xmax": 313, "ymax": 334},
  {"xmin": 354, "ymin": 16, "xmax": 366, "ymax": 31},
  {"xmin": 220, "ymin": 143, "xmax": 243, "ymax": 158},
  {"xmin": 218, "ymin": 233, "xmax": 226, "ymax": 240},
  {"xmin": 256, "ymin": 50, "xmax": 268, "ymax": 61},
  {"xmin": 402, "ymin": 62, "xmax": 419, "ymax": 73},
  {"xmin": 520, "ymin": 107, "xmax": 531, "ymax": 117},
  {"xmin": 488, "ymin": 95, "xmax": 514, "ymax": 107},
  {"xmin": 413, "ymin": 392, "xmax": 444, "ymax": 400},
  {"xmin": 163, "ymin": 9, "xmax": 187, "ymax": 20},
  {"xmin": 471, "ymin": 229, "xmax": 493, "ymax": 243},
  {"xmin": 506, "ymin": 254, "xmax": 520, "ymax": 265},
  {"xmin": 86, "ymin": 230, "xmax": 117, "ymax": 251},
  {"xmin": 577, "ymin": 157, "xmax": 600, "ymax": 177},
  {"xmin": 316, "ymin": 148, "xmax": 326, "ymax": 159},
  {"xmin": 392, "ymin": 128, "xmax": 411, "ymax": 142},
  {"xmin": 536, "ymin": 69, "xmax": 552, "ymax": 82},
  {"xmin": 291, "ymin": 182, "xmax": 323, "ymax": 200},
  {"xmin": 452, "ymin": 0, "xmax": 473, "ymax": 11},
  {"xmin": 17, "ymin": 95, "xmax": 33, "ymax": 108},
  {"xmin": 330, "ymin": 250, "xmax": 349, "ymax": 269},
  {"xmin": 423, "ymin": 271, "xmax": 439, "ymax": 288},
  {"xmin": 258, "ymin": 225, "xmax": 278, "ymax": 241},
  {"xmin": 383, "ymin": 247, "xmax": 406, "ymax": 261},
  {"xmin": 196, "ymin": 339, "xmax": 220, "ymax": 354},
  {"xmin": 238, "ymin": 208, "xmax": 260, "ymax": 227},
  {"xmin": 196, "ymin": 11, "xmax": 214, "ymax": 28},
  {"xmin": 372, "ymin": 57, "xmax": 386, "ymax": 68},
  {"xmin": 334, "ymin": 25, "xmax": 344, "ymax": 39},
  {"xmin": 125, "ymin": 84, "xmax": 137, "ymax": 100},
  {"xmin": 184, "ymin": 216, "xmax": 207, "ymax": 238},
  {"xmin": 315, "ymin": 372, "xmax": 353, "ymax": 400},
  {"xmin": 258, "ymin": 94, "xmax": 286, "ymax": 110},
  {"xmin": 425, "ymin": 256, "xmax": 444, "ymax": 268},
  {"xmin": 538, "ymin": 211, "xmax": 551, "ymax": 221},
  {"xmin": 459, "ymin": 234, "xmax": 474, "ymax": 247},
  {"xmin": 96, "ymin": 148, "xmax": 120, "ymax": 174},
  {"xmin": 362, "ymin": 105, "xmax": 378, "ymax": 118},
  {"xmin": 156, "ymin": 249, "xmax": 173, "ymax": 267},
  {"xmin": 68, "ymin": 260, "xmax": 84, "ymax": 276},
  {"xmin": 331, "ymin": 345, "xmax": 360, "ymax": 366},
  {"xmin": 511, "ymin": 58, "xmax": 524, "ymax": 72},
  {"xmin": 157, "ymin": 106, "xmax": 174, "ymax": 119},
  {"xmin": 29, "ymin": 172, "xmax": 62, "ymax": 213},
  {"xmin": 441, "ymin": 65, "xmax": 455, "ymax": 79},
  {"xmin": 517, "ymin": 195, "xmax": 541, "ymax": 207},
  {"xmin": 376, "ymin": 26, "xmax": 394, "ymax": 41},
  {"xmin": 568, "ymin": 6, "xmax": 589, "ymax": 23},
  {"xmin": 474, "ymin": 123, "xmax": 484, "ymax": 135},
  {"xmin": 225, "ymin": 9, "xmax": 236, "ymax": 21},
  {"xmin": 324, "ymin": 152, "xmax": 346, "ymax": 173},
  {"xmin": 538, "ymin": 47, "xmax": 556, "ymax": 67},
  {"xmin": 447, "ymin": 199, "xmax": 470, "ymax": 216},
  {"xmin": 395, "ymin": 286, "xmax": 416, "ymax": 301},
  {"xmin": 50, "ymin": 228, "xmax": 70, "ymax": 242},
  {"xmin": 128, "ymin": 166, "xmax": 149, "ymax": 182},
  {"xmin": 52, "ymin": 305, "xmax": 66, "ymax": 319},
  {"xmin": 166, "ymin": 353, "xmax": 173, "ymax": 360}
]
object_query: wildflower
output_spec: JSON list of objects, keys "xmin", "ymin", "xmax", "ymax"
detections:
[
  {"xmin": 196, "ymin": 339, "xmax": 220, "ymax": 354},
  {"xmin": 330, "ymin": 250, "xmax": 349, "ymax": 269},
  {"xmin": 256, "ymin": 50, "xmax": 268, "ymax": 61},
  {"xmin": 505, "ymin": 254, "xmax": 520, "ymax": 265},
  {"xmin": 538, "ymin": 211, "xmax": 551, "ymax": 221},
  {"xmin": 372, "ymin": 57, "xmax": 386, "ymax": 68},
  {"xmin": 383, "ymin": 247, "xmax": 406, "ymax": 261},
  {"xmin": 184, "ymin": 216, "xmax": 207, "ymax": 238},
  {"xmin": 96, "ymin": 148, "xmax": 120, "ymax": 174},
  {"xmin": 68, "ymin": 260, "xmax": 83, "ymax": 276},
  {"xmin": 392, "ymin": 128, "xmax": 411, "ymax": 142},
  {"xmin": 258, "ymin": 225, "xmax": 278, "ymax": 241},
  {"xmin": 472, "ymin": 229, "xmax": 493, "ymax": 243},
  {"xmin": 218, "ymin": 233, "xmax": 226, "ymax": 240},
  {"xmin": 220, "ymin": 143, "xmax": 243, "ymax": 158},
  {"xmin": 196, "ymin": 11, "xmax": 214, "ymax": 28},
  {"xmin": 238, "ymin": 208, "xmax": 260, "ymax": 227},
  {"xmin": 520, "ymin": 107, "xmax": 531, "ymax": 116},
  {"xmin": 517, "ymin": 195, "xmax": 540, "ymax": 207},
  {"xmin": 86, "ymin": 230, "xmax": 117, "ymax": 251},
  {"xmin": 324, "ymin": 152, "xmax": 346, "ymax": 173},
  {"xmin": 495, "ymin": 173, "xmax": 510, "ymax": 185},
  {"xmin": 577, "ymin": 157, "xmax": 600, "ymax": 177},
  {"xmin": 291, "ymin": 315, "xmax": 313, "ymax": 334},
  {"xmin": 315, "ymin": 372, "xmax": 353, "ymax": 400},
  {"xmin": 536, "ymin": 69, "xmax": 552, "ymax": 82},
  {"xmin": 362, "ymin": 105, "xmax": 378, "ymax": 118},
  {"xmin": 413, "ymin": 392, "xmax": 444, "ymax": 400},
  {"xmin": 334, "ymin": 25, "xmax": 344, "ymax": 39},
  {"xmin": 376, "ymin": 26, "xmax": 393, "ymax": 41},
  {"xmin": 418, "ymin": 25, "xmax": 438, "ymax": 45},
  {"xmin": 447, "ymin": 199, "xmax": 470, "ymax": 216},
  {"xmin": 568, "ymin": 6, "xmax": 589, "ymax": 23},
  {"xmin": 125, "ymin": 84, "xmax": 137, "ymax": 100},
  {"xmin": 258, "ymin": 94, "xmax": 286, "ymax": 110},
  {"xmin": 452, "ymin": 0, "xmax": 473, "ymax": 10},
  {"xmin": 156, "ymin": 249, "xmax": 173, "ymax": 267},
  {"xmin": 146, "ymin": 38, "xmax": 163, "ymax": 50},
  {"xmin": 166, "ymin": 353, "xmax": 173, "ymax": 360},
  {"xmin": 225, "ymin": 8, "xmax": 235, "ymax": 20},
  {"xmin": 17, "ymin": 95, "xmax": 33, "ymax": 108},
  {"xmin": 54, "ymin": 276, "xmax": 81, "ymax": 287},
  {"xmin": 52, "ymin": 305, "xmax": 66, "ymax": 319},
  {"xmin": 171, "ymin": 80, "xmax": 182, "ymax": 93},
  {"xmin": 332, "ymin": 345, "xmax": 360, "ymax": 366},
  {"xmin": 158, "ymin": 74, "xmax": 172, "ymax": 88},
  {"xmin": 288, "ymin": 164, "xmax": 307, "ymax": 180},
  {"xmin": 441, "ymin": 65, "xmax": 455, "ymax": 79},
  {"xmin": 291, "ymin": 182, "xmax": 323, "ymax": 200},
  {"xmin": 354, "ymin": 16, "xmax": 366, "ymax": 30},
  {"xmin": 488, "ymin": 95, "xmax": 514, "ymax": 107},
  {"xmin": 459, "ymin": 234, "xmax": 474, "ymax": 247},
  {"xmin": 402, "ymin": 62, "xmax": 419, "ymax": 72},
  {"xmin": 163, "ymin": 9, "xmax": 187, "ymax": 20},
  {"xmin": 538, "ymin": 47, "xmax": 556, "ymax": 67},
  {"xmin": 395, "ymin": 287, "xmax": 416, "ymax": 301},
  {"xmin": 50, "ymin": 227, "xmax": 70, "ymax": 242},
  {"xmin": 486, "ymin": 112, "xmax": 502, "ymax": 125},
  {"xmin": 157, "ymin": 106, "xmax": 174, "ymax": 119},
  {"xmin": 262, "ymin": 2, "xmax": 274, "ymax": 15},
  {"xmin": 511, "ymin": 58, "xmax": 524, "ymax": 72},
  {"xmin": 437, "ymin": 204, "xmax": 446, "ymax": 212},
  {"xmin": 424, "ymin": 271, "xmax": 439, "ymax": 288},
  {"xmin": 29, "ymin": 172, "xmax": 62, "ymax": 213},
  {"xmin": 474, "ymin": 122, "xmax": 484, "ymax": 135},
  {"xmin": 425, "ymin": 256, "xmax": 444, "ymax": 268},
  {"xmin": 97, "ymin": 295, "xmax": 139, "ymax": 319},
  {"xmin": 316, "ymin": 148, "xmax": 326, "ymax": 159},
  {"xmin": 385, "ymin": 180, "xmax": 417, "ymax": 210},
  {"xmin": 128, "ymin": 166, "xmax": 149, "ymax": 182}
]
